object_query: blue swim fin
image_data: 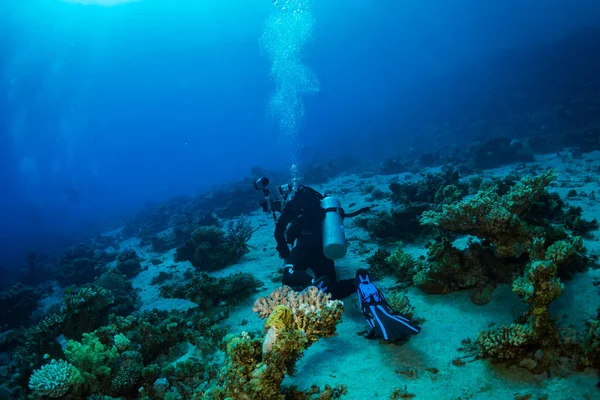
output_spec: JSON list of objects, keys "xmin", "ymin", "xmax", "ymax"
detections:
[{"xmin": 355, "ymin": 269, "xmax": 421, "ymax": 342}]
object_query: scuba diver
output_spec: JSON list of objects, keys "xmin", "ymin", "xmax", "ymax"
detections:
[
  {"xmin": 255, "ymin": 177, "xmax": 421, "ymax": 342},
  {"xmin": 274, "ymin": 184, "xmax": 357, "ymax": 299}
]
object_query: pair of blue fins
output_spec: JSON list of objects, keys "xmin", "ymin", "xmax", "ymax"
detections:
[
  {"xmin": 355, "ymin": 269, "xmax": 421, "ymax": 342},
  {"xmin": 311, "ymin": 268, "xmax": 421, "ymax": 342},
  {"xmin": 307, "ymin": 269, "xmax": 421, "ymax": 342}
]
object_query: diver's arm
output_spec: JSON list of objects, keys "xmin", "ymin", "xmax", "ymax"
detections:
[{"xmin": 274, "ymin": 201, "xmax": 299, "ymax": 259}]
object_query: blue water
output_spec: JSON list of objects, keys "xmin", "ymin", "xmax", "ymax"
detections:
[{"xmin": 1, "ymin": 0, "xmax": 599, "ymax": 264}]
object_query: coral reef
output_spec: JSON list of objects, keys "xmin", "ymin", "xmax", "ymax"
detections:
[
  {"xmin": 471, "ymin": 136, "xmax": 534, "ymax": 170},
  {"xmin": 60, "ymin": 286, "xmax": 116, "ymax": 340},
  {"xmin": 384, "ymin": 244, "xmax": 423, "ymax": 283},
  {"xmin": 374, "ymin": 171, "xmax": 593, "ymax": 308},
  {"xmin": 122, "ymin": 174, "xmax": 267, "ymax": 244},
  {"xmin": 389, "ymin": 167, "xmax": 466, "ymax": 205},
  {"xmin": 149, "ymin": 225, "xmax": 195, "ymax": 253},
  {"xmin": 282, "ymin": 384, "xmax": 348, "ymax": 399},
  {"xmin": 63, "ymin": 332, "xmax": 120, "ymax": 394},
  {"xmin": 10, "ymin": 307, "xmax": 226, "ymax": 399},
  {"xmin": 365, "ymin": 248, "xmax": 393, "ymax": 280},
  {"xmin": 357, "ymin": 203, "xmax": 432, "ymax": 243},
  {"xmin": 93, "ymin": 234, "xmax": 120, "ymax": 251},
  {"xmin": 582, "ymin": 309, "xmax": 600, "ymax": 368}
]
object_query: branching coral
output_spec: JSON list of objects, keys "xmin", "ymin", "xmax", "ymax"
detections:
[
  {"xmin": 252, "ymin": 286, "xmax": 344, "ymax": 345},
  {"xmin": 365, "ymin": 248, "xmax": 393, "ymax": 280},
  {"xmin": 582, "ymin": 309, "xmax": 600, "ymax": 368},
  {"xmin": 357, "ymin": 203, "xmax": 432, "ymax": 243},
  {"xmin": 28, "ymin": 359, "xmax": 83, "ymax": 398},
  {"xmin": 225, "ymin": 217, "xmax": 255, "ymax": 258},
  {"xmin": 420, "ymin": 169, "xmax": 557, "ymax": 258},
  {"xmin": 61, "ymin": 286, "xmax": 115, "ymax": 340},
  {"xmin": 475, "ymin": 237, "xmax": 583, "ymax": 363},
  {"xmin": 412, "ymin": 237, "xmax": 469, "ymax": 294},
  {"xmin": 64, "ymin": 332, "xmax": 120, "ymax": 394},
  {"xmin": 412, "ymin": 170, "xmax": 589, "ymax": 307},
  {"xmin": 384, "ymin": 244, "xmax": 422, "ymax": 283},
  {"xmin": 386, "ymin": 291, "xmax": 419, "ymax": 321},
  {"xmin": 476, "ymin": 323, "xmax": 534, "ymax": 360}
]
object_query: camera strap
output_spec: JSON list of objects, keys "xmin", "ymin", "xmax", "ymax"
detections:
[{"xmin": 342, "ymin": 206, "xmax": 371, "ymax": 219}]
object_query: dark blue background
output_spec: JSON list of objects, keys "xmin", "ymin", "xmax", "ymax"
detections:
[{"xmin": 1, "ymin": 0, "xmax": 599, "ymax": 265}]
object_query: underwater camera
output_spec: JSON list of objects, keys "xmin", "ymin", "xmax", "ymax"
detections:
[{"xmin": 254, "ymin": 177, "xmax": 292, "ymax": 218}]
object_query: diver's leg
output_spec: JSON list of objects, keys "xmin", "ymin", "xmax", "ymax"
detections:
[
  {"xmin": 282, "ymin": 247, "xmax": 314, "ymax": 288},
  {"xmin": 333, "ymin": 278, "xmax": 357, "ymax": 299},
  {"xmin": 313, "ymin": 255, "xmax": 355, "ymax": 299}
]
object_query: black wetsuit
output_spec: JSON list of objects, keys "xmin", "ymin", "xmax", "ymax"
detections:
[{"xmin": 274, "ymin": 186, "xmax": 355, "ymax": 299}]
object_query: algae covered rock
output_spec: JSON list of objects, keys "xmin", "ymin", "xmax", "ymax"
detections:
[
  {"xmin": 175, "ymin": 219, "xmax": 253, "ymax": 271},
  {"xmin": 115, "ymin": 250, "xmax": 143, "ymax": 278}
]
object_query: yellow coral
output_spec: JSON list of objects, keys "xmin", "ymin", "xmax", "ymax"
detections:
[{"xmin": 265, "ymin": 305, "xmax": 293, "ymax": 331}]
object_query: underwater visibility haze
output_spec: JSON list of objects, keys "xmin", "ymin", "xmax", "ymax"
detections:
[{"xmin": 2, "ymin": 0, "xmax": 600, "ymax": 399}]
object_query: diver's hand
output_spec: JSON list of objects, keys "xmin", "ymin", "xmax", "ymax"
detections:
[{"xmin": 276, "ymin": 244, "xmax": 291, "ymax": 259}]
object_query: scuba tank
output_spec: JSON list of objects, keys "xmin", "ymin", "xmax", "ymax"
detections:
[{"xmin": 321, "ymin": 196, "xmax": 348, "ymax": 260}]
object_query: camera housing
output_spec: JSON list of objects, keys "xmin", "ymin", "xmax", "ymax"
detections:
[
  {"xmin": 254, "ymin": 177, "xmax": 270, "ymax": 191},
  {"xmin": 254, "ymin": 177, "xmax": 291, "ymax": 219},
  {"xmin": 278, "ymin": 183, "xmax": 292, "ymax": 197}
]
